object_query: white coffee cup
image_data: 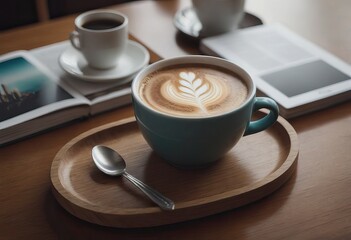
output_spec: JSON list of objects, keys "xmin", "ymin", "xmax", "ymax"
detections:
[
  {"xmin": 70, "ymin": 10, "xmax": 128, "ymax": 69},
  {"xmin": 192, "ymin": 0, "xmax": 245, "ymax": 36}
]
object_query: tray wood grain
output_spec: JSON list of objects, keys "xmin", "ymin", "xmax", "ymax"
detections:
[{"xmin": 51, "ymin": 113, "xmax": 298, "ymax": 228}]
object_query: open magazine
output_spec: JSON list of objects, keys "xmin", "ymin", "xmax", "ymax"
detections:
[
  {"xmin": 0, "ymin": 41, "xmax": 148, "ymax": 146},
  {"xmin": 200, "ymin": 24, "xmax": 351, "ymax": 118}
]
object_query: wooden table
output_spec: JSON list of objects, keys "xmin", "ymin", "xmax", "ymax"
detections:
[{"xmin": 1, "ymin": 0, "xmax": 350, "ymax": 239}]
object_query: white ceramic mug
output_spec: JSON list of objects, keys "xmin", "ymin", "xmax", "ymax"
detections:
[
  {"xmin": 192, "ymin": 0, "xmax": 245, "ymax": 36},
  {"xmin": 70, "ymin": 10, "xmax": 128, "ymax": 69}
]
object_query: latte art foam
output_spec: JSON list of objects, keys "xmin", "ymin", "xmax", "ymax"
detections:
[{"xmin": 139, "ymin": 65, "xmax": 248, "ymax": 117}]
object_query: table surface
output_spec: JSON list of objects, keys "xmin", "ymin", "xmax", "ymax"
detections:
[{"xmin": 1, "ymin": 0, "xmax": 350, "ymax": 239}]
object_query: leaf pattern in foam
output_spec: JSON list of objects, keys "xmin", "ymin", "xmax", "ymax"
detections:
[{"xmin": 161, "ymin": 71, "xmax": 224, "ymax": 114}]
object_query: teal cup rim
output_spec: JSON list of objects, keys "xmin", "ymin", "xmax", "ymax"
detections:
[{"xmin": 131, "ymin": 55, "xmax": 256, "ymax": 120}]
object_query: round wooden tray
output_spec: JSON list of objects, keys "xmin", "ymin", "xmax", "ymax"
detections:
[{"xmin": 50, "ymin": 114, "xmax": 298, "ymax": 228}]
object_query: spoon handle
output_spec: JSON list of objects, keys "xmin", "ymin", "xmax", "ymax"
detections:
[{"xmin": 123, "ymin": 172, "xmax": 175, "ymax": 211}]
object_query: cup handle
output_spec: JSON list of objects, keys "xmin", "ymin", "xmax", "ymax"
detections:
[
  {"xmin": 69, "ymin": 31, "xmax": 81, "ymax": 50},
  {"xmin": 244, "ymin": 97, "xmax": 279, "ymax": 136}
]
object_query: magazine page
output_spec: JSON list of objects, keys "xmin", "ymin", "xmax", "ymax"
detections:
[
  {"xmin": 200, "ymin": 24, "xmax": 351, "ymax": 117},
  {"xmin": 201, "ymin": 24, "xmax": 351, "ymax": 76},
  {"xmin": 0, "ymin": 51, "xmax": 89, "ymax": 130}
]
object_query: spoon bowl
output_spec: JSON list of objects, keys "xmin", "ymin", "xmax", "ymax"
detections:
[
  {"xmin": 92, "ymin": 146, "xmax": 126, "ymax": 176},
  {"xmin": 92, "ymin": 145, "xmax": 175, "ymax": 211}
]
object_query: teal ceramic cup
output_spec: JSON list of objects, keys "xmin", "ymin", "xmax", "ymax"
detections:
[{"xmin": 131, "ymin": 56, "xmax": 279, "ymax": 168}]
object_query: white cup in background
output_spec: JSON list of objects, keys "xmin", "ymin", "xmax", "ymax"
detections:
[
  {"xmin": 192, "ymin": 0, "xmax": 245, "ymax": 36},
  {"xmin": 70, "ymin": 10, "xmax": 128, "ymax": 69}
]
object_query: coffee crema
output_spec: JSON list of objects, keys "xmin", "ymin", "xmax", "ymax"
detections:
[{"xmin": 139, "ymin": 64, "xmax": 249, "ymax": 117}]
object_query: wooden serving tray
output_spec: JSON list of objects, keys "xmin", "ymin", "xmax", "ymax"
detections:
[{"xmin": 51, "ymin": 114, "xmax": 298, "ymax": 228}]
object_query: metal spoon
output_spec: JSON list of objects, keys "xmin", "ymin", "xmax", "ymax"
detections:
[{"xmin": 92, "ymin": 145, "xmax": 175, "ymax": 211}]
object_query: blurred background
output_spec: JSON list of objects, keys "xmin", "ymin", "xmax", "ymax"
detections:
[{"xmin": 0, "ymin": 0, "xmax": 138, "ymax": 30}]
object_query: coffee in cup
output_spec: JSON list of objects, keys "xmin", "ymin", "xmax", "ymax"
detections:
[
  {"xmin": 138, "ymin": 64, "xmax": 248, "ymax": 117},
  {"xmin": 82, "ymin": 19, "xmax": 123, "ymax": 30},
  {"xmin": 132, "ymin": 56, "xmax": 279, "ymax": 168},
  {"xmin": 69, "ymin": 10, "xmax": 128, "ymax": 69}
]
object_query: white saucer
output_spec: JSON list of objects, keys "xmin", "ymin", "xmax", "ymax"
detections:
[{"xmin": 59, "ymin": 40, "xmax": 150, "ymax": 83}]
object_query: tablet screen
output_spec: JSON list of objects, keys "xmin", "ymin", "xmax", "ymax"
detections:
[{"xmin": 261, "ymin": 60, "xmax": 351, "ymax": 97}]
